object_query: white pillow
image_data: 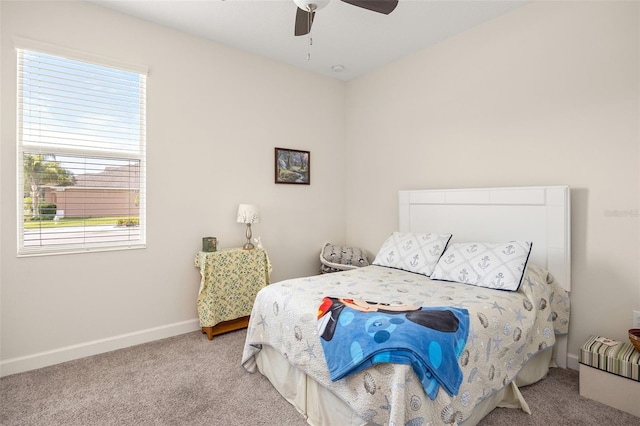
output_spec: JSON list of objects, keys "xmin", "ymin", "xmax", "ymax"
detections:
[
  {"xmin": 372, "ymin": 232, "xmax": 452, "ymax": 277},
  {"xmin": 430, "ymin": 241, "xmax": 533, "ymax": 291}
]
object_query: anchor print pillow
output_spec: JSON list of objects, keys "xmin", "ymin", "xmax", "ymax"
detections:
[
  {"xmin": 372, "ymin": 232, "xmax": 452, "ymax": 277},
  {"xmin": 430, "ymin": 241, "xmax": 533, "ymax": 291}
]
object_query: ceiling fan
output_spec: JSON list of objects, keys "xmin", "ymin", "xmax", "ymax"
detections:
[{"xmin": 294, "ymin": 0, "xmax": 399, "ymax": 36}]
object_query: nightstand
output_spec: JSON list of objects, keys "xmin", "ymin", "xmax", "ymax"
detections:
[{"xmin": 194, "ymin": 247, "xmax": 272, "ymax": 340}]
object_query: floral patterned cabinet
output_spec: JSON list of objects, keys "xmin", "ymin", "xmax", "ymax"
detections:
[{"xmin": 195, "ymin": 248, "xmax": 272, "ymax": 340}]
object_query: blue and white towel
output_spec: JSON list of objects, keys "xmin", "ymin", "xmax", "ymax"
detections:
[{"xmin": 317, "ymin": 297, "xmax": 469, "ymax": 400}]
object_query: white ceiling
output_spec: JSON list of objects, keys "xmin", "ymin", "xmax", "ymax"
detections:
[{"xmin": 89, "ymin": 0, "xmax": 530, "ymax": 81}]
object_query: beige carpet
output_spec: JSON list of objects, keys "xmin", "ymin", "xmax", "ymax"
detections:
[{"xmin": 1, "ymin": 329, "xmax": 638, "ymax": 425}]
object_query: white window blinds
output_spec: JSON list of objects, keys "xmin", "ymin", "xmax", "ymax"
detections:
[{"xmin": 17, "ymin": 44, "xmax": 147, "ymax": 256}]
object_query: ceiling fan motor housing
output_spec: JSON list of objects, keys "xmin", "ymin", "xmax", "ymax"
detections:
[{"xmin": 294, "ymin": 0, "xmax": 330, "ymax": 12}]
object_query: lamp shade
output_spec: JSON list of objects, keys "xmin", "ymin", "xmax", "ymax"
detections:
[{"xmin": 237, "ymin": 204, "xmax": 260, "ymax": 224}]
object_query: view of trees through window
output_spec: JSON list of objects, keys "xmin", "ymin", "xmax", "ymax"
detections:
[
  {"xmin": 22, "ymin": 153, "xmax": 140, "ymax": 227},
  {"xmin": 23, "ymin": 153, "xmax": 74, "ymax": 219}
]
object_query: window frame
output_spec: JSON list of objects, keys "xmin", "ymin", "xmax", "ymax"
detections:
[{"xmin": 15, "ymin": 38, "xmax": 148, "ymax": 257}]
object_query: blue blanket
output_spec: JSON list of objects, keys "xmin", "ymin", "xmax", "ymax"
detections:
[{"xmin": 317, "ymin": 297, "xmax": 469, "ymax": 400}]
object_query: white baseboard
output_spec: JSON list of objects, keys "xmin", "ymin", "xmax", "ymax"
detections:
[
  {"xmin": 0, "ymin": 320, "xmax": 583, "ymax": 378},
  {"xmin": 0, "ymin": 318, "xmax": 200, "ymax": 377},
  {"xmin": 567, "ymin": 352, "xmax": 579, "ymax": 370}
]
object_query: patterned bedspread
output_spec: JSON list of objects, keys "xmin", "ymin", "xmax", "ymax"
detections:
[{"xmin": 242, "ymin": 264, "xmax": 570, "ymax": 425}]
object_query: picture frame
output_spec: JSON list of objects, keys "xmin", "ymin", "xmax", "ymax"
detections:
[
  {"xmin": 202, "ymin": 236, "xmax": 217, "ymax": 252},
  {"xmin": 274, "ymin": 147, "xmax": 310, "ymax": 185}
]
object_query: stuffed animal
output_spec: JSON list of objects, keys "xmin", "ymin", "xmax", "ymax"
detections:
[{"xmin": 253, "ymin": 237, "xmax": 263, "ymax": 249}]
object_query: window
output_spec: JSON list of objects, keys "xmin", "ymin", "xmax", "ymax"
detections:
[{"xmin": 16, "ymin": 40, "xmax": 147, "ymax": 256}]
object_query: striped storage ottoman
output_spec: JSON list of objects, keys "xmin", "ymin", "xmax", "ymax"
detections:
[{"xmin": 579, "ymin": 335, "xmax": 640, "ymax": 417}]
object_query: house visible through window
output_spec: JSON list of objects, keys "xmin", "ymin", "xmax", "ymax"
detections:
[{"xmin": 16, "ymin": 41, "xmax": 147, "ymax": 256}]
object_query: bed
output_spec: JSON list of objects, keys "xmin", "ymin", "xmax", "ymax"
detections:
[{"xmin": 242, "ymin": 186, "xmax": 571, "ymax": 425}]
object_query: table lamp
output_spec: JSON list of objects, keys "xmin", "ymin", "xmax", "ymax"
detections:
[{"xmin": 237, "ymin": 204, "xmax": 260, "ymax": 250}]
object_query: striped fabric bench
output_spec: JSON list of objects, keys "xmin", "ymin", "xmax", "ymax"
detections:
[{"xmin": 578, "ymin": 335, "xmax": 640, "ymax": 416}]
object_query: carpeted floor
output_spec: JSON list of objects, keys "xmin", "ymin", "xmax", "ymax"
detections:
[{"xmin": 1, "ymin": 329, "xmax": 638, "ymax": 425}]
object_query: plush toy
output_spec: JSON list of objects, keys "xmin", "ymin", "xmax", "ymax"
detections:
[{"xmin": 253, "ymin": 237, "xmax": 263, "ymax": 249}]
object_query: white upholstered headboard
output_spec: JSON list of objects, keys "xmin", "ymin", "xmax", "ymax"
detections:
[{"xmin": 398, "ymin": 186, "xmax": 571, "ymax": 367}]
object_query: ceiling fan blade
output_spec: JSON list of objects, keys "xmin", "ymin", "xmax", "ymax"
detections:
[
  {"xmin": 294, "ymin": 7, "xmax": 315, "ymax": 36},
  {"xmin": 340, "ymin": 0, "xmax": 398, "ymax": 15}
]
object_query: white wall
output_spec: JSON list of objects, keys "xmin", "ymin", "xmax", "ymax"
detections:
[
  {"xmin": 345, "ymin": 1, "xmax": 640, "ymax": 361},
  {"xmin": 0, "ymin": 1, "xmax": 346, "ymax": 375}
]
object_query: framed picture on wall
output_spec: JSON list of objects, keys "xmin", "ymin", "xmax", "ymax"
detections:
[{"xmin": 275, "ymin": 147, "xmax": 310, "ymax": 185}]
